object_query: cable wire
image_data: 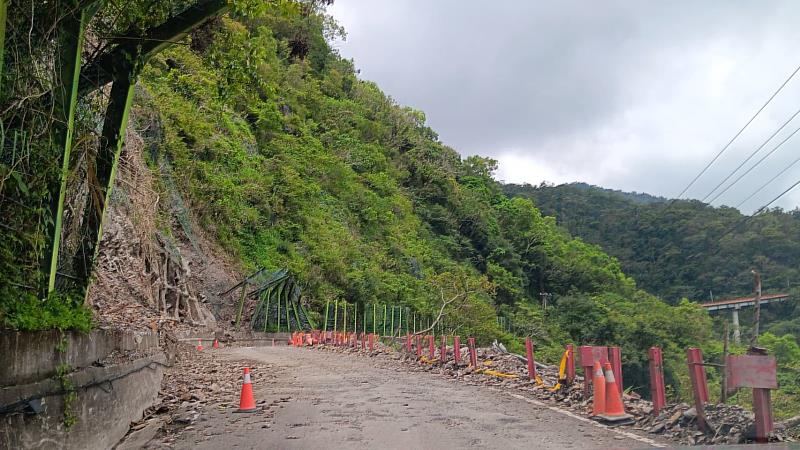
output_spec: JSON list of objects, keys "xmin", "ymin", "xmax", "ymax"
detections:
[
  {"xmin": 674, "ymin": 63, "xmax": 800, "ymax": 200},
  {"xmin": 708, "ymin": 121, "xmax": 800, "ymax": 205},
  {"xmin": 715, "ymin": 175, "xmax": 800, "ymax": 243},
  {"xmin": 735, "ymin": 153, "xmax": 800, "ymax": 209},
  {"xmin": 701, "ymin": 107, "xmax": 800, "ymax": 203}
]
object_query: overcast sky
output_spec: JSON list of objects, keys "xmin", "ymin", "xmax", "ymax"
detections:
[{"xmin": 329, "ymin": 1, "xmax": 800, "ymax": 212}]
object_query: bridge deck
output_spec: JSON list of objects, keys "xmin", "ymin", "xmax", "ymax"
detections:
[{"xmin": 700, "ymin": 293, "xmax": 790, "ymax": 311}]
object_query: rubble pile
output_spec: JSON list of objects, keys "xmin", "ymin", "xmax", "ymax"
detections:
[
  {"xmin": 314, "ymin": 339, "xmax": 797, "ymax": 445},
  {"xmin": 127, "ymin": 341, "xmax": 274, "ymax": 446}
]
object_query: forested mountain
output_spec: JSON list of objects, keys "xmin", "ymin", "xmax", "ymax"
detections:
[{"xmin": 506, "ymin": 182, "xmax": 800, "ymax": 305}]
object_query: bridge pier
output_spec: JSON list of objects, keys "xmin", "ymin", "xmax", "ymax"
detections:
[{"xmin": 732, "ymin": 306, "xmax": 741, "ymax": 345}]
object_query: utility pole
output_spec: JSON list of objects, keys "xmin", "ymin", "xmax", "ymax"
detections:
[
  {"xmin": 721, "ymin": 321, "xmax": 729, "ymax": 403},
  {"xmin": 750, "ymin": 270, "xmax": 762, "ymax": 347}
]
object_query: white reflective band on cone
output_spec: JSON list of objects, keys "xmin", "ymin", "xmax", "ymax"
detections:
[{"xmin": 243, "ymin": 373, "xmax": 251, "ymax": 383}]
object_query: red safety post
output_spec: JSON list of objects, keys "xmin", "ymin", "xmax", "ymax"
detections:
[
  {"xmin": 648, "ymin": 347, "xmax": 666, "ymax": 416},
  {"xmin": 609, "ymin": 346, "xmax": 623, "ymax": 396},
  {"xmin": 428, "ymin": 335, "xmax": 436, "ymax": 359},
  {"xmin": 440, "ymin": 336, "xmax": 447, "ymax": 363},
  {"xmin": 416, "ymin": 335, "xmax": 423, "ymax": 358},
  {"xmin": 525, "ymin": 337, "xmax": 536, "ymax": 381},
  {"xmin": 361, "ymin": 333, "xmax": 366, "ymax": 351},
  {"xmin": 565, "ymin": 344, "xmax": 575, "ymax": 384},
  {"xmin": 468, "ymin": 337, "xmax": 477, "ymax": 367},
  {"xmin": 405, "ymin": 333, "xmax": 412, "ymax": 352},
  {"xmin": 686, "ymin": 347, "xmax": 709, "ymax": 431},
  {"xmin": 453, "ymin": 336, "xmax": 461, "ymax": 364},
  {"xmin": 726, "ymin": 354, "xmax": 778, "ymax": 443}
]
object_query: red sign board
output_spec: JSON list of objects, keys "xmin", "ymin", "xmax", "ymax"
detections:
[
  {"xmin": 725, "ymin": 355, "xmax": 778, "ymax": 390},
  {"xmin": 578, "ymin": 345, "xmax": 608, "ymax": 367}
]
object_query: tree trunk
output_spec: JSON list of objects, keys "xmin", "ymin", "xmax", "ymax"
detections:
[{"xmin": 44, "ymin": 2, "xmax": 99, "ymax": 295}]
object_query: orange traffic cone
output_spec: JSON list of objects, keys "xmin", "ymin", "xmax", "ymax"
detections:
[
  {"xmin": 598, "ymin": 362, "xmax": 634, "ymax": 423},
  {"xmin": 236, "ymin": 367, "xmax": 258, "ymax": 413},
  {"xmin": 196, "ymin": 339, "xmax": 204, "ymax": 351},
  {"xmin": 212, "ymin": 339, "xmax": 220, "ymax": 349},
  {"xmin": 591, "ymin": 361, "xmax": 605, "ymax": 416}
]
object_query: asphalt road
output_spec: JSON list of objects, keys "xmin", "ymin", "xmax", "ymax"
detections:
[{"xmin": 169, "ymin": 346, "xmax": 663, "ymax": 450}]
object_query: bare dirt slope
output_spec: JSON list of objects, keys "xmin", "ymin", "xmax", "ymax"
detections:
[{"xmin": 160, "ymin": 346, "xmax": 661, "ymax": 450}]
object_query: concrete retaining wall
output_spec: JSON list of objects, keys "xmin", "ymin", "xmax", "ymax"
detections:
[
  {"xmin": 0, "ymin": 329, "xmax": 164, "ymax": 450},
  {"xmin": 0, "ymin": 330, "xmax": 159, "ymax": 387},
  {"xmin": 176, "ymin": 331, "xmax": 291, "ymax": 346},
  {"xmin": 0, "ymin": 353, "xmax": 165, "ymax": 450}
]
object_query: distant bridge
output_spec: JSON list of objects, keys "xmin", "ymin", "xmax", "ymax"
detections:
[{"xmin": 700, "ymin": 293, "xmax": 791, "ymax": 344}]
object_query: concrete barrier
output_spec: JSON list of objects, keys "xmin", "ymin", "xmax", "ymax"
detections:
[
  {"xmin": 0, "ymin": 329, "xmax": 164, "ymax": 450},
  {"xmin": 0, "ymin": 353, "xmax": 166, "ymax": 450},
  {"xmin": 0, "ymin": 330, "xmax": 159, "ymax": 387}
]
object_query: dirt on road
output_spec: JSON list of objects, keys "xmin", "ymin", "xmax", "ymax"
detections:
[{"xmin": 143, "ymin": 345, "xmax": 666, "ymax": 450}]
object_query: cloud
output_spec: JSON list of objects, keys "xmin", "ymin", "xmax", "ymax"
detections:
[{"xmin": 329, "ymin": 0, "xmax": 800, "ymax": 212}]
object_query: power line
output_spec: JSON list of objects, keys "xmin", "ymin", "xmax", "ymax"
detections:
[
  {"xmin": 714, "ymin": 175, "xmax": 800, "ymax": 244},
  {"xmin": 708, "ymin": 120, "xmax": 800, "ymax": 205},
  {"xmin": 735, "ymin": 153, "xmax": 800, "ymax": 209},
  {"xmin": 701, "ymin": 107, "xmax": 800, "ymax": 203},
  {"xmin": 674, "ymin": 62, "xmax": 800, "ymax": 200}
]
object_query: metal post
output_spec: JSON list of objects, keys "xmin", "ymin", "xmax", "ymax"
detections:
[
  {"xmin": 354, "ymin": 303, "xmax": 358, "ymax": 336},
  {"xmin": 753, "ymin": 388, "xmax": 774, "ymax": 443},
  {"xmin": 372, "ymin": 303, "xmax": 376, "ymax": 335},
  {"xmin": 390, "ymin": 306, "xmax": 395, "ymax": 337},
  {"xmin": 453, "ymin": 336, "xmax": 461, "ymax": 364},
  {"xmin": 609, "ymin": 346, "xmax": 623, "ymax": 396},
  {"xmin": 277, "ymin": 290, "xmax": 282, "ymax": 332},
  {"xmin": 323, "ymin": 300, "xmax": 330, "ymax": 332},
  {"xmin": 686, "ymin": 348, "xmax": 709, "ymax": 431},
  {"xmin": 398, "ymin": 307, "xmax": 402, "ymax": 337},
  {"xmin": 721, "ymin": 321, "xmax": 729, "ymax": 403},
  {"xmin": 468, "ymin": 337, "xmax": 477, "ymax": 367},
  {"xmin": 285, "ymin": 295, "xmax": 291, "ymax": 332},
  {"xmin": 579, "ymin": 345, "xmax": 592, "ymax": 398},
  {"xmin": 363, "ymin": 304, "xmax": 367, "ymax": 334},
  {"xmin": 751, "ymin": 270, "xmax": 762, "ymax": 346},
  {"xmin": 440, "ymin": 335, "xmax": 447, "ymax": 363},
  {"xmin": 416, "ymin": 335, "xmax": 423, "ymax": 358},
  {"xmin": 428, "ymin": 335, "xmax": 435, "ymax": 359},
  {"xmin": 383, "ymin": 304, "xmax": 387, "ymax": 336},
  {"xmin": 413, "ymin": 313, "xmax": 416, "ymax": 333},
  {"xmin": 565, "ymin": 344, "xmax": 575, "ymax": 384},
  {"xmin": 343, "ymin": 302, "xmax": 347, "ymax": 334},
  {"xmin": 333, "ymin": 299, "xmax": 338, "ymax": 332},
  {"xmin": 525, "ymin": 337, "xmax": 535, "ymax": 381},
  {"xmin": 648, "ymin": 347, "xmax": 666, "ymax": 415}
]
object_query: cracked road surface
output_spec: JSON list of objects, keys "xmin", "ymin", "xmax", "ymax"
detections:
[{"xmin": 169, "ymin": 346, "xmax": 661, "ymax": 449}]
